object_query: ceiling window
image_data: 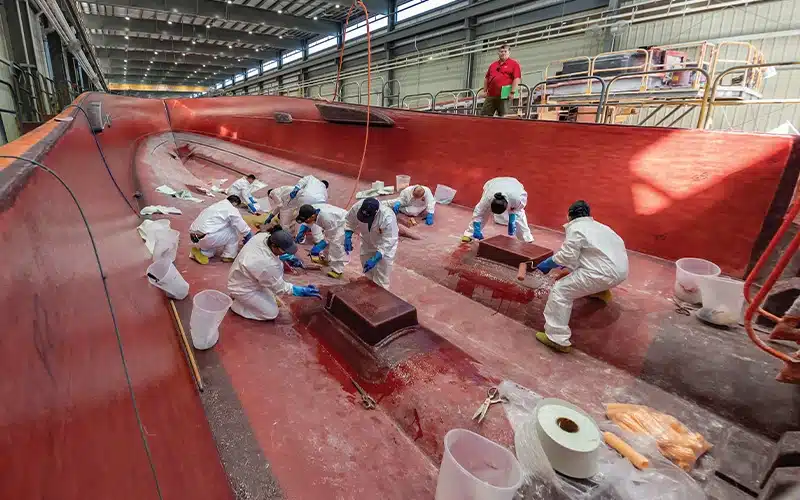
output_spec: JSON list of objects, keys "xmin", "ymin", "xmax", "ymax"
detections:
[
  {"xmin": 215, "ymin": 83, "xmax": 223, "ymax": 89},
  {"xmin": 247, "ymin": 67, "xmax": 259, "ymax": 78},
  {"xmin": 345, "ymin": 14, "xmax": 388, "ymax": 40},
  {"xmin": 309, "ymin": 36, "xmax": 338, "ymax": 55},
  {"xmin": 282, "ymin": 50, "xmax": 303, "ymax": 65},
  {"xmin": 224, "ymin": 79, "xmax": 233, "ymax": 87},
  {"xmin": 262, "ymin": 60, "xmax": 278, "ymax": 72},
  {"xmin": 397, "ymin": 0, "xmax": 458, "ymax": 22},
  {"xmin": 234, "ymin": 73, "xmax": 245, "ymax": 83}
]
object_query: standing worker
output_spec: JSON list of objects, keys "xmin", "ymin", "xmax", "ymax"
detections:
[
  {"xmin": 189, "ymin": 195, "xmax": 253, "ymax": 265},
  {"xmin": 227, "ymin": 174, "xmax": 261, "ymax": 214},
  {"xmin": 344, "ymin": 197, "xmax": 398, "ymax": 288},
  {"xmin": 482, "ymin": 44, "xmax": 522, "ymax": 117},
  {"xmin": 535, "ymin": 201, "xmax": 629, "ymax": 353},
  {"xmin": 227, "ymin": 229, "xmax": 320, "ymax": 321},
  {"xmin": 462, "ymin": 177, "xmax": 534, "ymax": 243},
  {"xmin": 386, "ymin": 184, "xmax": 436, "ymax": 225},
  {"xmin": 296, "ymin": 203, "xmax": 349, "ymax": 279}
]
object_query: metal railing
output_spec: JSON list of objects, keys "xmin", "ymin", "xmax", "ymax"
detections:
[
  {"xmin": 401, "ymin": 93, "xmax": 434, "ymax": 111},
  {"xmin": 433, "ymin": 88, "xmax": 475, "ymax": 115}
]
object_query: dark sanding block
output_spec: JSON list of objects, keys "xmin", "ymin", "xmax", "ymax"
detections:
[{"xmin": 477, "ymin": 235, "xmax": 554, "ymax": 270}]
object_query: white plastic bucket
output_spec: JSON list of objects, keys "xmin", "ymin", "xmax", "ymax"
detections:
[
  {"xmin": 674, "ymin": 258, "xmax": 721, "ymax": 304},
  {"xmin": 152, "ymin": 228, "xmax": 179, "ymax": 262},
  {"xmin": 146, "ymin": 259, "xmax": 189, "ymax": 300},
  {"xmin": 434, "ymin": 184, "xmax": 457, "ymax": 205},
  {"xmin": 190, "ymin": 290, "xmax": 233, "ymax": 350},
  {"xmin": 697, "ymin": 275, "xmax": 744, "ymax": 326},
  {"xmin": 435, "ymin": 429, "xmax": 523, "ymax": 500},
  {"xmin": 396, "ymin": 174, "xmax": 411, "ymax": 191}
]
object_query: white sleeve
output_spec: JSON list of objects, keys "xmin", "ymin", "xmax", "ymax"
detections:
[
  {"xmin": 229, "ymin": 211, "xmax": 251, "ymax": 236},
  {"xmin": 257, "ymin": 266, "xmax": 293, "ymax": 296},
  {"xmin": 472, "ymin": 195, "xmax": 490, "ymax": 221},
  {"xmin": 508, "ymin": 190, "xmax": 527, "ymax": 214},
  {"xmin": 345, "ymin": 204, "xmax": 359, "ymax": 232},
  {"xmin": 296, "ymin": 176, "xmax": 310, "ymax": 189},
  {"xmin": 552, "ymin": 230, "xmax": 584, "ymax": 269},
  {"xmin": 425, "ymin": 187, "xmax": 436, "ymax": 214},
  {"xmin": 376, "ymin": 216, "xmax": 399, "ymax": 256}
]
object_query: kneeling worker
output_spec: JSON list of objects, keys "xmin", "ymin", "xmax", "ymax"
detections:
[
  {"xmin": 189, "ymin": 195, "xmax": 253, "ymax": 264},
  {"xmin": 296, "ymin": 203, "xmax": 349, "ymax": 279},
  {"xmin": 535, "ymin": 201, "xmax": 628, "ymax": 352},
  {"xmin": 345, "ymin": 197, "xmax": 398, "ymax": 288},
  {"xmin": 387, "ymin": 184, "xmax": 436, "ymax": 225},
  {"xmin": 462, "ymin": 177, "xmax": 533, "ymax": 242},
  {"xmin": 227, "ymin": 174, "xmax": 260, "ymax": 214},
  {"xmin": 227, "ymin": 228, "xmax": 321, "ymax": 321}
]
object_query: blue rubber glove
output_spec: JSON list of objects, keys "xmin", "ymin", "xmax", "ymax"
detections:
[
  {"xmin": 295, "ymin": 224, "xmax": 309, "ymax": 243},
  {"xmin": 344, "ymin": 230, "xmax": 353, "ymax": 254},
  {"xmin": 265, "ymin": 212, "xmax": 275, "ymax": 224},
  {"xmin": 392, "ymin": 201, "xmax": 401, "ymax": 214},
  {"xmin": 536, "ymin": 256, "xmax": 563, "ymax": 274},
  {"xmin": 310, "ymin": 240, "xmax": 328, "ymax": 256},
  {"xmin": 242, "ymin": 231, "xmax": 253, "ymax": 245},
  {"xmin": 425, "ymin": 213, "xmax": 434, "ymax": 225},
  {"xmin": 289, "ymin": 186, "xmax": 300, "ymax": 199},
  {"xmin": 249, "ymin": 196, "xmax": 257, "ymax": 205},
  {"xmin": 508, "ymin": 213, "xmax": 517, "ymax": 236},
  {"xmin": 363, "ymin": 251, "xmax": 383, "ymax": 273},
  {"xmin": 472, "ymin": 221, "xmax": 484, "ymax": 240},
  {"xmin": 247, "ymin": 202, "xmax": 258, "ymax": 213},
  {"xmin": 279, "ymin": 254, "xmax": 304, "ymax": 268},
  {"xmin": 292, "ymin": 284, "xmax": 321, "ymax": 298}
]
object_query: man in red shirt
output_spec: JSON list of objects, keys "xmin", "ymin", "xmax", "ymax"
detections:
[{"xmin": 482, "ymin": 44, "xmax": 522, "ymax": 117}]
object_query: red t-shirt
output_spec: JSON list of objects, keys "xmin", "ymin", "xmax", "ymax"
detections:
[{"xmin": 485, "ymin": 58, "xmax": 522, "ymax": 97}]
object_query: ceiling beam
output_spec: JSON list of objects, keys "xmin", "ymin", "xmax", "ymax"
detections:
[
  {"xmin": 107, "ymin": 72, "xmax": 225, "ymax": 82},
  {"xmin": 318, "ymin": 0, "xmax": 388, "ymax": 14},
  {"xmin": 82, "ymin": 13, "xmax": 302, "ymax": 50},
  {"xmin": 101, "ymin": 60, "xmax": 220, "ymax": 74},
  {"xmin": 96, "ymin": 48, "xmax": 250, "ymax": 70},
  {"xmin": 108, "ymin": 75, "xmax": 217, "ymax": 85},
  {"xmin": 90, "ymin": 34, "xmax": 272, "ymax": 60},
  {"xmin": 91, "ymin": 0, "xmax": 339, "ymax": 34}
]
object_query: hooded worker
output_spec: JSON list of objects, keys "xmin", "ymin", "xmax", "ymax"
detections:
[
  {"xmin": 462, "ymin": 177, "xmax": 534, "ymax": 243},
  {"xmin": 344, "ymin": 197, "xmax": 399, "ymax": 288},
  {"xmin": 535, "ymin": 200, "xmax": 629, "ymax": 352},
  {"xmin": 296, "ymin": 203, "xmax": 349, "ymax": 279},
  {"xmin": 266, "ymin": 176, "xmax": 329, "ymax": 237},
  {"xmin": 189, "ymin": 195, "xmax": 253, "ymax": 264},
  {"xmin": 227, "ymin": 228, "xmax": 321, "ymax": 321},
  {"xmin": 386, "ymin": 184, "xmax": 436, "ymax": 225},
  {"xmin": 227, "ymin": 174, "xmax": 260, "ymax": 214}
]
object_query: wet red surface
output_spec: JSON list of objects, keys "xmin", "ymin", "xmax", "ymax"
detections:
[{"xmin": 2, "ymin": 93, "xmax": 799, "ymax": 499}]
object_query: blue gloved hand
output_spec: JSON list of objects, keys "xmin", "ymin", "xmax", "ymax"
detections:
[
  {"xmin": 508, "ymin": 213, "xmax": 517, "ymax": 236},
  {"xmin": 292, "ymin": 284, "xmax": 321, "ymax": 298},
  {"xmin": 472, "ymin": 221, "xmax": 484, "ymax": 240},
  {"xmin": 392, "ymin": 201, "xmax": 401, "ymax": 214},
  {"xmin": 279, "ymin": 254, "xmax": 304, "ymax": 268},
  {"xmin": 363, "ymin": 251, "xmax": 383, "ymax": 273},
  {"xmin": 425, "ymin": 213, "xmax": 434, "ymax": 225},
  {"xmin": 344, "ymin": 230, "xmax": 353, "ymax": 254},
  {"xmin": 246, "ymin": 202, "xmax": 258, "ymax": 213},
  {"xmin": 242, "ymin": 231, "xmax": 253, "ymax": 245},
  {"xmin": 249, "ymin": 196, "xmax": 257, "ymax": 205},
  {"xmin": 289, "ymin": 186, "xmax": 300, "ymax": 199},
  {"xmin": 295, "ymin": 224, "xmax": 309, "ymax": 243},
  {"xmin": 536, "ymin": 256, "xmax": 563, "ymax": 274},
  {"xmin": 310, "ymin": 240, "xmax": 328, "ymax": 256},
  {"xmin": 265, "ymin": 213, "xmax": 275, "ymax": 224}
]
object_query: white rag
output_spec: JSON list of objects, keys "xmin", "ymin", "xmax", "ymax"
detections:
[
  {"xmin": 137, "ymin": 219, "xmax": 171, "ymax": 255},
  {"xmin": 141, "ymin": 205, "xmax": 182, "ymax": 216}
]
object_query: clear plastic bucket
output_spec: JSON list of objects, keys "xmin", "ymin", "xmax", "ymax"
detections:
[
  {"xmin": 152, "ymin": 228, "xmax": 179, "ymax": 262},
  {"xmin": 434, "ymin": 184, "xmax": 457, "ymax": 205},
  {"xmin": 674, "ymin": 258, "xmax": 721, "ymax": 304},
  {"xmin": 146, "ymin": 259, "xmax": 189, "ymax": 300},
  {"xmin": 190, "ymin": 290, "xmax": 233, "ymax": 350},
  {"xmin": 435, "ymin": 429, "xmax": 523, "ymax": 500},
  {"xmin": 396, "ymin": 174, "xmax": 411, "ymax": 191},
  {"xmin": 697, "ymin": 275, "xmax": 744, "ymax": 326}
]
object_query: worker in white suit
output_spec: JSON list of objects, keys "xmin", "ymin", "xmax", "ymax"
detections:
[
  {"xmin": 227, "ymin": 174, "xmax": 260, "ymax": 214},
  {"xmin": 462, "ymin": 177, "xmax": 534, "ymax": 243},
  {"xmin": 345, "ymin": 197, "xmax": 398, "ymax": 288},
  {"xmin": 535, "ymin": 200, "xmax": 629, "ymax": 352},
  {"xmin": 189, "ymin": 195, "xmax": 253, "ymax": 265},
  {"xmin": 265, "ymin": 176, "xmax": 329, "ymax": 237},
  {"xmin": 386, "ymin": 185, "xmax": 436, "ymax": 225},
  {"xmin": 296, "ymin": 203, "xmax": 349, "ymax": 279},
  {"xmin": 227, "ymin": 229, "xmax": 321, "ymax": 321}
]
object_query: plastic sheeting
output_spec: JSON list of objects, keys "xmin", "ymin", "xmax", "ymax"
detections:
[{"xmin": 497, "ymin": 381, "xmax": 705, "ymax": 500}]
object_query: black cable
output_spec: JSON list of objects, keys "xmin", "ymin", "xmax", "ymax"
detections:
[
  {"xmin": 0, "ymin": 154, "xmax": 163, "ymax": 500},
  {"xmin": 62, "ymin": 103, "xmax": 140, "ymax": 217}
]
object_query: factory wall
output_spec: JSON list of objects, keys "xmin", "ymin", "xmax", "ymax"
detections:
[
  {"xmin": 0, "ymin": 16, "xmax": 20, "ymax": 142},
  {"xmin": 168, "ymin": 94, "xmax": 797, "ymax": 277}
]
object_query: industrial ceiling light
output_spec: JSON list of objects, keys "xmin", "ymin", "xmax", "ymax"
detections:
[
  {"xmin": 277, "ymin": 10, "xmax": 282, "ymax": 14},
  {"xmin": 167, "ymin": 21, "xmax": 173, "ymax": 25},
  {"xmin": 248, "ymin": 30, "xmax": 252, "ymax": 34},
  {"xmin": 192, "ymin": 40, "xmax": 196, "ymax": 44},
  {"xmin": 313, "ymin": 16, "xmax": 318, "ymax": 20},
  {"xmin": 125, "ymin": 16, "xmax": 130, "ymax": 20},
  {"xmin": 124, "ymin": 35, "xmax": 129, "ymax": 39},
  {"xmin": 174, "ymin": 61, "xmax": 178, "ymax": 65},
  {"xmin": 255, "ymin": 48, "xmax": 259, "ymax": 52},
  {"xmin": 206, "ymin": 24, "xmax": 211, "ymax": 28},
  {"xmin": 214, "ymin": 56, "xmax": 217, "ymax": 59},
  {"xmin": 154, "ymin": 51, "xmax": 158, "ymax": 54},
  {"xmin": 279, "ymin": 35, "xmax": 283, "ymax": 39},
  {"xmin": 228, "ymin": 45, "xmax": 233, "ymax": 49},
  {"xmin": 124, "ymin": 59, "xmax": 127, "ymax": 62},
  {"xmin": 335, "ymin": 4, "xmax": 340, "ymax": 7},
  {"xmin": 203, "ymin": 64, "xmax": 206, "ymax": 67}
]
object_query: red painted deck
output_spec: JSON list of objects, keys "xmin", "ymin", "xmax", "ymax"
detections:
[{"xmin": 0, "ymin": 93, "xmax": 798, "ymax": 499}]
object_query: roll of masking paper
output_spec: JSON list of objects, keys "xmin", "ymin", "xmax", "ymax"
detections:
[{"xmin": 535, "ymin": 398, "xmax": 601, "ymax": 479}]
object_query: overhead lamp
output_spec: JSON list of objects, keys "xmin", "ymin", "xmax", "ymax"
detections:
[
  {"xmin": 124, "ymin": 59, "xmax": 127, "ymax": 62},
  {"xmin": 167, "ymin": 21, "xmax": 173, "ymax": 25},
  {"xmin": 277, "ymin": 10, "xmax": 282, "ymax": 14},
  {"xmin": 255, "ymin": 48, "xmax": 259, "ymax": 52},
  {"xmin": 248, "ymin": 30, "xmax": 252, "ymax": 34},
  {"xmin": 125, "ymin": 16, "xmax": 130, "ymax": 20},
  {"xmin": 203, "ymin": 64, "xmax": 206, "ymax": 67},
  {"xmin": 214, "ymin": 56, "xmax": 218, "ymax": 59},
  {"xmin": 149, "ymin": 60, "xmax": 153, "ymax": 63},
  {"xmin": 313, "ymin": 16, "xmax": 318, "ymax": 20},
  {"xmin": 124, "ymin": 35, "xmax": 129, "ymax": 39},
  {"xmin": 174, "ymin": 61, "xmax": 178, "ymax": 65},
  {"xmin": 154, "ymin": 51, "xmax": 159, "ymax": 54},
  {"xmin": 335, "ymin": 4, "xmax": 340, "ymax": 7},
  {"xmin": 192, "ymin": 40, "xmax": 196, "ymax": 44},
  {"xmin": 279, "ymin": 35, "xmax": 283, "ymax": 39},
  {"xmin": 206, "ymin": 24, "xmax": 211, "ymax": 28},
  {"xmin": 228, "ymin": 45, "xmax": 233, "ymax": 49}
]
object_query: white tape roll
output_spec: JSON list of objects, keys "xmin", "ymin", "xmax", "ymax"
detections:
[{"xmin": 535, "ymin": 398, "xmax": 601, "ymax": 479}]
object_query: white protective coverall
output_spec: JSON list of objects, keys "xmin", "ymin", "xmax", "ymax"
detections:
[
  {"xmin": 227, "ymin": 232, "xmax": 294, "ymax": 320},
  {"xmin": 345, "ymin": 200, "xmax": 399, "ymax": 288},
  {"xmin": 464, "ymin": 177, "xmax": 534, "ymax": 242},
  {"xmin": 544, "ymin": 217, "xmax": 629, "ymax": 346},
  {"xmin": 306, "ymin": 203, "xmax": 349, "ymax": 274},
  {"xmin": 291, "ymin": 175, "xmax": 328, "ymax": 240},
  {"xmin": 227, "ymin": 177, "xmax": 254, "ymax": 202},
  {"xmin": 267, "ymin": 185, "xmax": 295, "ymax": 229},
  {"xmin": 385, "ymin": 185, "xmax": 436, "ymax": 217},
  {"xmin": 189, "ymin": 199, "xmax": 251, "ymax": 259}
]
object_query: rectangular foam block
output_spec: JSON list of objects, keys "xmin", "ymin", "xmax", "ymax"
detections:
[
  {"xmin": 325, "ymin": 279, "xmax": 418, "ymax": 346},
  {"xmin": 476, "ymin": 235, "xmax": 554, "ymax": 270}
]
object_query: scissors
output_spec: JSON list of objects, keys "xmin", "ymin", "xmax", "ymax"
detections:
[
  {"xmin": 472, "ymin": 387, "xmax": 506, "ymax": 424},
  {"xmin": 670, "ymin": 297, "xmax": 693, "ymax": 316}
]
